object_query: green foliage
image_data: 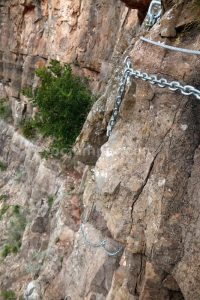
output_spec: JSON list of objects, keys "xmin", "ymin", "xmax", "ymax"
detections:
[
  {"xmin": 0, "ymin": 98, "xmax": 12, "ymax": 121},
  {"xmin": 21, "ymin": 87, "xmax": 33, "ymax": 98},
  {"xmin": 48, "ymin": 196, "xmax": 54, "ymax": 207},
  {"xmin": 1, "ymin": 241, "xmax": 21, "ymax": 258},
  {"xmin": 23, "ymin": 60, "xmax": 94, "ymax": 154},
  {"xmin": 12, "ymin": 205, "xmax": 20, "ymax": 215},
  {"xmin": 0, "ymin": 290, "xmax": 16, "ymax": 300},
  {"xmin": 0, "ymin": 205, "xmax": 26, "ymax": 258},
  {"xmin": 0, "ymin": 194, "xmax": 9, "ymax": 202},
  {"xmin": 0, "ymin": 205, "xmax": 9, "ymax": 219},
  {"xmin": 39, "ymin": 150, "xmax": 51, "ymax": 159},
  {"xmin": 0, "ymin": 160, "xmax": 7, "ymax": 171},
  {"xmin": 20, "ymin": 118, "xmax": 37, "ymax": 139}
]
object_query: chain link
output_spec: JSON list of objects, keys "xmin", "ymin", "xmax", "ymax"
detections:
[
  {"xmin": 145, "ymin": 0, "xmax": 162, "ymax": 28},
  {"xmin": 107, "ymin": 57, "xmax": 200, "ymax": 136},
  {"xmin": 107, "ymin": 57, "xmax": 132, "ymax": 137},
  {"xmin": 80, "ymin": 223, "xmax": 123, "ymax": 256},
  {"xmin": 80, "ymin": 205, "xmax": 123, "ymax": 256}
]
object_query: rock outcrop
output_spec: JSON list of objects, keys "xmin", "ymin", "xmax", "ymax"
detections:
[
  {"xmin": 0, "ymin": 0, "xmax": 130, "ymax": 124},
  {"xmin": 121, "ymin": 0, "xmax": 151, "ymax": 23},
  {"xmin": 1, "ymin": 0, "xmax": 200, "ymax": 299}
]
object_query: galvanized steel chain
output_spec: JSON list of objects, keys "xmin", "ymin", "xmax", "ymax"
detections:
[
  {"xmin": 145, "ymin": 0, "xmax": 162, "ymax": 28},
  {"xmin": 80, "ymin": 206, "xmax": 123, "ymax": 256},
  {"xmin": 107, "ymin": 57, "xmax": 132, "ymax": 137},
  {"xmin": 107, "ymin": 57, "xmax": 200, "ymax": 136},
  {"xmin": 130, "ymin": 69, "xmax": 200, "ymax": 99}
]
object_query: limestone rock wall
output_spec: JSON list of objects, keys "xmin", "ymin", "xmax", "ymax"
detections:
[{"xmin": 0, "ymin": 0, "xmax": 133, "ymax": 124}]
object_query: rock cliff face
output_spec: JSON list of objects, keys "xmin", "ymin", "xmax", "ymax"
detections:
[
  {"xmin": 0, "ymin": 0, "xmax": 130, "ymax": 125},
  {"xmin": 1, "ymin": 0, "xmax": 200, "ymax": 299}
]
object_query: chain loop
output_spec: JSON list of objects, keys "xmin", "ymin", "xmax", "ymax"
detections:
[
  {"xmin": 145, "ymin": 0, "xmax": 162, "ymax": 28},
  {"xmin": 80, "ymin": 223, "xmax": 123, "ymax": 256},
  {"xmin": 80, "ymin": 205, "xmax": 123, "ymax": 256}
]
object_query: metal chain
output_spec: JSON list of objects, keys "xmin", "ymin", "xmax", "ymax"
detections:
[
  {"xmin": 80, "ymin": 205, "xmax": 123, "ymax": 256},
  {"xmin": 107, "ymin": 57, "xmax": 200, "ymax": 136},
  {"xmin": 107, "ymin": 57, "xmax": 132, "ymax": 137},
  {"xmin": 145, "ymin": 0, "xmax": 162, "ymax": 28},
  {"xmin": 80, "ymin": 223, "xmax": 123, "ymax": 256}
]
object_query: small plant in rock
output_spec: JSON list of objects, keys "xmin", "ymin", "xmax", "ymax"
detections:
[
  {"xmin": 1, "ymin": 241, "xmax": 22, "ymax": 258},
  {"xmin": 0, "ymin": 205, "xmax": 9, "ymax": 220},
  {"xmin": 0, "ymin": 290, "xmax": 17, "ymax": 300},
  {"xmin": 22, "ymin": 60, "xmax": 94, "ymax": 155},
  {"xmin": 20, "ymin": 118, "xmax": 37, "ymax": 139},
  {"xmin": 0, "ymin": 98, "xmax": 12, "ymax": 122},
  {"xmin": 0, "ymin": 206, "xmax": 27, "ymax": 258},
  {"xmin": 0, "ymin": 160, "xmax": 7, "ymax": 171},
  {"xmin": 0, "ymin": 194, "xmax": 9, "ymax": 202},
  {"xmin": 48, "ymin": 196, "xmax": 54, "ymax": 207}
]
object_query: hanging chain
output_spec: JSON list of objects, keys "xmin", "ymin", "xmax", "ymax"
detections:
[
  {"xmin": 107, "ymin": 57, "xmax": 132, "ymax": 137},
  {"xmin": 145, "ymin": 0, "xmax": 162, "ymax": 28},
  {"xmin": 80, "ymin": 205, "xmax": 123, "ymax": 256},
  {"xmin": 80, "ymin": 223, "xmax": 123, "ymax": 256},
  {"xmin": 107, "ymin": 57, "xmax": 200, "ymax": 137}
]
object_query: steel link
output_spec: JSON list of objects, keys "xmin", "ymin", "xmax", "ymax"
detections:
[
  {"xmin": 145, "ymin": 0, "xmax": 162, "ymax": 28},
  {"xmin": 80, "ymin": 223, "xmax": 123, "ymax": 256},
  {"xmin": 107, "ymin": 57, "xmax": 200, "ymax": 137},
  {"xmin": 81, "ymin": 224, "xmax": 107, "ymax": 248},
  {"xmin": 107, "ymin": 57, "xmax": 132, "ymax": 136},
  {"xmin": 157, "ymin": 78, "xmax": 168, "ymax": 88}
]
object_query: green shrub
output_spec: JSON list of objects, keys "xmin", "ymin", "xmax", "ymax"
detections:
[
  {"xmin": 0, "ymin": 290, "xmax": 16, "ymax": 300},
  {"xmin": 0, "ymin": 194, "xmax": 9, "ymax": 202},
  {"xmin": 0, "ymin": 205, "xmax": 9, "ymax": 219},
  {"xmin": 1, "ymin": 241, "xmax": 21, "ymax": 258},
  {"xmin": 0, "ymin": 98, "xmax": 12, "ymax": 121},
  {"xmin": 20, "ymin": 118, "xmax": 37, "ymax": 139},
  {"xmin": 1, "ymin": 206, "xmax": 26, "ymax": 258},
  {"xmin": 23, "ymin": 60, "xmax": 94, "ymax": 154},
  {"xmin": 48, "ymin": 196, "xmax": 54, "ymax": 207},
  {"xmin": 0, "ymin": 160, "xmax": 7, "ymax": 171}
]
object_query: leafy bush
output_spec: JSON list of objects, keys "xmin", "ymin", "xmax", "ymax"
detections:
[
  {"xmin": 48, "ymin": 196, "xmax": 54, "ymax": 207},
  {"xmin": 0, "ymin": 290, "xmax": 16, "ymax": 300},
  {"xmin": 0, "ymin": 194, "xmax": 9, "ymax": 202},
  {"xmin": 1, "ymin": 241, "xmax": 21, "ymax": 258},
  {"xmin": 0, "ymin": 205, "xmax": 9, "ymax": 220},
  {"xmin": 0, "ymin": 160, "xmax": 7, "ymax": 171},
  {"xmin": 0, "ymin": 205, "xmax": 26, "ymax": 258},
  {"xmin": 20, "ymin": 118, "xmax": 37, "ymax": 139},
  {"xmin": 0, "ymin": 98, "xmax": 12, "ymax": 121},
  {"xmin": 23, "ymin": 60, "xmax": 94, "ymax": 154}
]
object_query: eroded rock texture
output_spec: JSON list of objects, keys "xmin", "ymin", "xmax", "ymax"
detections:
[
  {"xmin": 1, "ymin": 0, "xmax": 200, "ymax": 299},
  {"xmin": 0, "ymin": 0, "xmax": 130, "ymax": 125},
  {"xmin": 120, "ymin": 0, "xmax": 151, "ymax": 23}
]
